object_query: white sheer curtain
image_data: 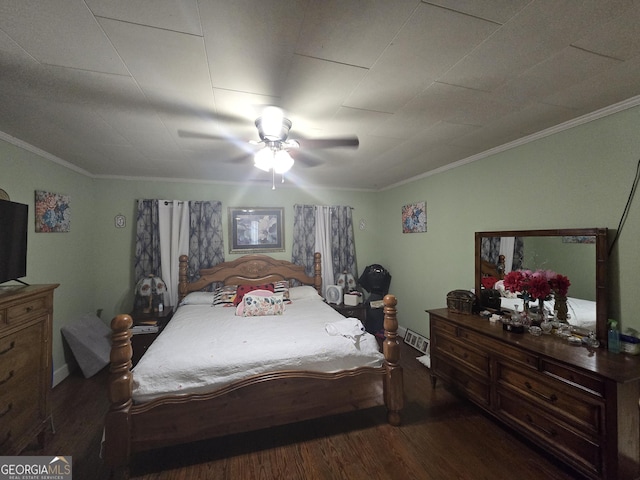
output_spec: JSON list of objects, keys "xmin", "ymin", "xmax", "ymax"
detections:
[
  {"xmin": 314, "ymin": 206, "xmax": 334, "ymax": 297},
  {"xmin": 158, "ymin": 200, "xmax": 190, "ymax": 307},
  {"xmin": 499, "ymin": 236, "xmax": 516, "ymax": 273}
]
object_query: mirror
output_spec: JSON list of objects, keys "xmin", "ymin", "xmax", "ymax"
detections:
[{"xmin": 475, "ymin": 228, "xmax": 608, "ymax": 344}]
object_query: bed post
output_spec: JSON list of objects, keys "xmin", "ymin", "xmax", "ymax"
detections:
[
  {"xmin": 104, "ymin": 314, "xmax": 134, "ymax": 479},
  {"xmin": 178, "ymin": 254, "xmax": 189, "ymax": 303},
  {"xmin": 382, "ymin": 294, "xmax": 403, "ymax": 426},
  {"xmin": 313, "ymin": 252, "xmax": 322, "ymax": 294}
]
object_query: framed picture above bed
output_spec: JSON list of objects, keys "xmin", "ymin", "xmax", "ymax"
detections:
[{"xmin": 228, "ymin": 207, "xmax": 284, "ymax": 253}]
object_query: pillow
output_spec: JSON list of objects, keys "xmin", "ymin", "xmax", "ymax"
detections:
[
  {"xmin": 180, "ymin": 292, "xmax": 216, "ymax": 306},
  {"xmin": 494, "ymin": 280, "xmax": 518, "ymax": 298},
  {"xmin": 213, "ymin": 285, "xmax": 238, "ymax": 307},
  {"xmin": 272, "ymin": 280, "xmax": 291, "ymax": 303},
  {"xmin": 240, "ymin": 293, "xmax": 285, "ymax": 317},
  {"xmin": 234, "ymin": 283, "xmax": 275, "ymax": 306},
  {"xmin": 289, "ymin": 285, "xmax": 320, "ymax": 301},
  {"xmin": 481, "ymin": 276, "xmax": 498, "ymax": 289},
  {"xmin": 235, "ymin": 289, "xmax": 277, "ymax": 316}
]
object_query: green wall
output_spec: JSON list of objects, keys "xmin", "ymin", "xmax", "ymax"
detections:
[
  {"xmin": 2, "ymin": 103, "xmax": 640, "ymax": 383},
  {"xmin": 378, "ymin": 105, "xmax": 640, "ymax": 339}
]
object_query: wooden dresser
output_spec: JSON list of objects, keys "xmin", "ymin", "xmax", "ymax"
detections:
[
  {"xmin": 0, "ymin": 284, "xmax": 58, "ymax": 454},
  {"xmin": 428, "ymin": 308, "xmax": 640, "ymax": 480}
]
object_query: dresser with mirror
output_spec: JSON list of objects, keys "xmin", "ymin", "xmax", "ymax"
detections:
[{"xmin": 428, "ymin": 228, "xmax": 640, "ymax": 480}]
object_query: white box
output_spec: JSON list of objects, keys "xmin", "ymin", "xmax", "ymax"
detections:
[{"xmin": 344, "ymin": 293, "xmax": 361, "ymax": 306}]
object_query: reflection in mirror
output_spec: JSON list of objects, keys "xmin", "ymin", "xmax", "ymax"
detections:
[{"xmin": 475, "ymin": 229, "xmax": 608, "ymax": 344}]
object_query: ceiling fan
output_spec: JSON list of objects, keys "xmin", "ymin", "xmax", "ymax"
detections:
[{"xmin": 178, "ymin": 106, "xmax": 359, "ymax": 188}]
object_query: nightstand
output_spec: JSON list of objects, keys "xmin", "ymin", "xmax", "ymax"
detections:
[
  {"xmin": 129, "ymin": 306, "xmax": 174, "ymax": 366},
  {"xmin": 328, "ymin": 303, "xmax": 367, "ymax": 323}
]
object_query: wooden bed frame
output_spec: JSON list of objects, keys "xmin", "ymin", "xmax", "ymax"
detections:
[{"xmin": 104, "ymin": 253, "xmax": 403, "ymax": 478}]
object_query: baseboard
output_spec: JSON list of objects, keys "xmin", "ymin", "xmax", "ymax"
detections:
[{"xmin": 53, "ymin": 363, "xmax": 71, "ymax": 387}]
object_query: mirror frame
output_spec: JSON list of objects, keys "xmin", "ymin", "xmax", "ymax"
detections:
[{"xmin": 475, "ymin": 228, "xmax": 608, "ymax": 343}]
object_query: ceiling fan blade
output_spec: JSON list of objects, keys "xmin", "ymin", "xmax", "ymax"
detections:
[
  {"xmin": 289, "ymin": 150, "xmax": 324, "ymax": 168},
  {"xmin": 177, "ymin": 130, "xmax": 230, "ymax": 141},
  {"xmin": 294, "ymin": 136, "xmax": 359, "ymax": 150},
  {"xmin": 225, "ymin": 152, "xmax": 253, "ymax": 165}
]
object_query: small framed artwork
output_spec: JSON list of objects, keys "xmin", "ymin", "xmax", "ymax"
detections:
[
  {"xmin": 405, "ymin": 328, "xmax": 429, "ymax": 354},
  {"xmin": 402, "ymin": 201, "xmax": 426, "ymax": 233},
  {"xmin": 228, "ymin": 207, "xmax": 284, "ymax": 254},
  {"xmin": 35, "ymin": 190, "xmax": 71, "ymax": 233}
]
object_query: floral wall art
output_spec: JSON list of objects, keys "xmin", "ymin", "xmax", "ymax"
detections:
[
  {"xmin": 35, "ymin": 190, "xmax": 71, "ymax": 233},
  {"xmin": 401, "ymin": 201, "xmax": 426, "ymax": 233}
]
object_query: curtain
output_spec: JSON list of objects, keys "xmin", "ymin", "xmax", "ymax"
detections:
[
  {"xmin": 188, "ymin": 201, "xmax": 224, "ymax": 283},
  {"xmin": 499, "ymin": 236, "xmax": 515, "ymax": 274},
  {"xmin": 159, "ymin": 201, "xmax": 190, "ymax": 307},
  {"xmin": 329, "ymin": 206, "xmax": 356, "ymax": 280},
  {"xmin": 134, "ymin": 200, "xmax": 161, "ymax": 282},
  {"xmin": 292, "ymin": 204, "xmax": 356, "ymax": 290},
  {"xmin": 291, "ymin": 205, "xmax": 317, "ymax": 276},
  {"xmin": 135, "ymin": 199, "xmax": 224, "ymax": 307},
  {"xmin": 314, "ymin": 206, "xmax": 334, "ymax": 297}
]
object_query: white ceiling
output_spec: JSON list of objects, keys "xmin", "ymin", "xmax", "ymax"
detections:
[{"xmin": 1, "ymin": 1, "xmax": 640, "ymax": 190}]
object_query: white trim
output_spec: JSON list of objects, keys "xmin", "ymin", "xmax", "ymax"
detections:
[{"xmin": 52, "ymin": 363, "xmax": 71, "ymax": 388}]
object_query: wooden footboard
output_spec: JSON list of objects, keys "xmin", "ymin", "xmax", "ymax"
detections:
[{"xmin": 104, "ymin": 295, "xmax": 402, "ymax": 475}]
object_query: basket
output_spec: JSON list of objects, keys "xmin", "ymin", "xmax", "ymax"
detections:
[{"xmin": 446, "ymin": 290, "xmax": 475, "ymax": 315}]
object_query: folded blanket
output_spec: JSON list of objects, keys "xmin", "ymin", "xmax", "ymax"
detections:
[{"xmin": 325, "ymin": 318, "xmax": 366, "ymax": 342}]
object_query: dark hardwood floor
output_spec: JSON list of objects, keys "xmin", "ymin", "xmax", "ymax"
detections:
[{"xmin": 25, "ymin": 341, "xmax": 582, "ymax": 479}]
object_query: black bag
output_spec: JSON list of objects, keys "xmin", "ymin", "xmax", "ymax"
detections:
[{"xmin": 358, "ymin": 264, "xmax": 391, "ymax": 296}]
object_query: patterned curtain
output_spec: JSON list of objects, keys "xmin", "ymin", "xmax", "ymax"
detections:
[
  {"xmin": 291, "ymin": 204, "xmax": 317, "ymax": 276},
  {"xmin": 291, "ymin": 204, "xmax": 356, "ymax": 280},
  {"xmin": 330, "ymin": 206, "xmax": 357, "ymax": 278},
  {"xmin": 188, "ymin": 201, "xmax": 224, "ymax": 283},
  {"xmin": 480, "ymin": 236, "xmax": 524, "ymax": 271},
  {"xmin": 135, "ymin": 199, "xmax": 224, "ymax": 288},
  {"xmin": 134, "ymin": 199, "xmax": 161, "ymax": 282}
]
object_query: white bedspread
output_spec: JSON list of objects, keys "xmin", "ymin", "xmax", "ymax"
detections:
[
  {"xmin": 499, "ymin": 296, "xmax": 596, "ymax": 330},
  {"xmin": 132, "ymin": 293, "xmax": 384, "ymax": 403}
]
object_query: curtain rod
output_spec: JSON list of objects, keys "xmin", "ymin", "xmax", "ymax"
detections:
[{"xmin": 294, "ymin": 204, "xmax": 354, "ymax": 209}]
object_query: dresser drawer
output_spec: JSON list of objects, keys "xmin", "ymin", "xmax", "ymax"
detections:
[
  {"xmin": 0, "ymin": 323, "xmax": 44, "ymax": 383},
  {"xmin": 497, "ymin": 388, "xmax": 601, "ymax": 477},
  {"xmin": 435, "ymin": 357, "xmax": 490, "ymax": 407},
  {"xmin": 0, "ymin": 390, "xmax": 41, "ymax": 454},
  {"xmin": 434, "ymin": 334, "xmax": 489, "ymax": 377},
  {"xmin": 541, "ymin": 359, "xmax": 605, "ymax": 397},
  {"xmin": 497, "ymin": 362, "xmax": 603, "ymax": 434},
  {"xmin": 6, "ymin": 295, "xmax": 48, "ymax": 326},
  {"xmin": 458, "ymin": 328, "xmax": 539, "ymax": 370}
]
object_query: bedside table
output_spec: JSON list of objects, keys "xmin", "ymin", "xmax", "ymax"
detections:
[
  {"xmin": 130, "ymin": 306, "xmax": 174, "ymax": 367},
  {"xmin": 328, "ymin": 303, "xmax": 367, "ymax": 323}
]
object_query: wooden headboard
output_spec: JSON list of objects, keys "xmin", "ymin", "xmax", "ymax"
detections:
[
  {"xmin": 481, "ymin": 255, "xmax": 505, "ymax": 280},
  {"xmin": 178, "ymin": 253, "xmax": 322, "ymax": 302}
]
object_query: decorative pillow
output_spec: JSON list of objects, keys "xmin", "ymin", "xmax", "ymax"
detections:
[
  {"xmin": 289, "ymin": 285, "xmax": 320, "ymax": 301},
  {"xmin": 213, "ymin": 285, "xmax": 238, "ymax": 307},
  {"xmin": 235, "ymin": 289, "xmax": 276, "ymax": 316},
  {"xmin": 241, "ymin": 293, "xmax": 285, "ymax": 317},
  {"xmin": 180, "ymin": 292, "xmax": 216, "ymax": 306},
  {"xmin": 233, "ymin": 283, "xmax": 275, "ymax": 306},
  {"xmin": 481, "ymin": 276, "xmax": 498, "ymax": 289},
  {"xmin": 494, "ymin": 280, "xmax": 518, "ymax": 298},
  {"xmin": 272, "ymin": 280, "xmax": 291, "ymax": 303}
]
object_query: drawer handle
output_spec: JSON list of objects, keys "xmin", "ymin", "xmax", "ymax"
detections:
[
  {"xmin": 0, "ymin": 370, "xmax": 14, "ymax": 386},
  {"xmin": 525, "ymin": 414, "xmax": 557, "ymax": 438},
  {"xmin": 524, "ymin": 381, "xmax": 558, "ymax": 403},
  {"xmin": 0, "ymin": 341, "xmax": 15, "ymax": 355},
  {"xmin": 0, "ymin": 402, "xmax": 12, "ymax": 418}
]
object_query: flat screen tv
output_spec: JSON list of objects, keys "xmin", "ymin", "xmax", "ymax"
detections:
[{"xmin": 0, "ymin": 199, "xmax": 28, "ymax": 285}]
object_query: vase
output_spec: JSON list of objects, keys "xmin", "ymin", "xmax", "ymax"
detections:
[{"xmin": 554, "ymin": 295, "xmax": 568, "ymax": 321}]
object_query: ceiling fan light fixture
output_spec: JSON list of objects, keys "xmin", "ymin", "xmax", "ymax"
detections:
[
  {"xmin": 273, "ymin": 150, "xmax": 294, "ymax": 174},
  {"xmin": 256, "ymin": 107, "xmax": 292, "ymax": 142},
  {"xmin": 253, "ymin": 147, "xmax": 274, "ymax": 172}
]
